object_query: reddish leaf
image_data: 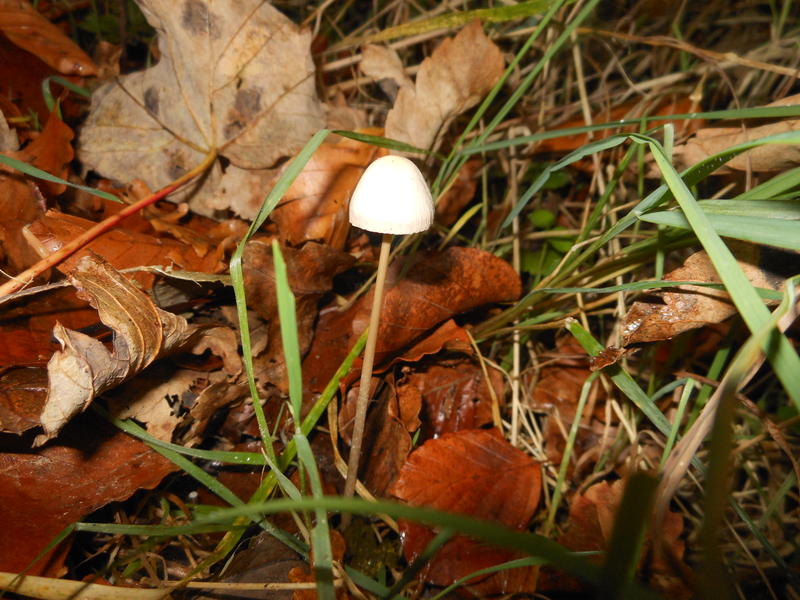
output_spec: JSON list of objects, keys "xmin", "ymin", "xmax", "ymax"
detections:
[
  {"xmin": 398, "ymin": 358, "xmax": 501, "ymax": 439},
  {"xmin": 0, "ymin": 367, "xmax": 47, "ymax": 434},
  {"xmin": 529, "ymin": 337, "xmax": 606, "ymax": 469},
  {"xmin": 0, "ymin": 111, "xmax": 73, "ymax": 274},
  {"xmin": 0, "ymin": 34, "xmax": 58, "ymax": 119},
  {"xmin": 0, "ymin": 412, "xmax": 176, "ymax": 576},
  {"xmin": 0, "ymin": 0, "xmax": 96, "ymax": 76},
  {"xmin": 25, "ymin": 210, "xmax": 225, "ymax": 290},
  {"xmin": 0, "ymin": 287, "xmax": 99, "ymax": 368},
  {"xmin": 304, "ymin": 247, "xmax": 520, "ymax": 392},
  {"xmin": 390, "ymin": 428, "xmax": 541, "ymax": 594},
  {"xmin": 244, "ymin": 240, "xmax": 354, "ymax": 391},
  {"xmin": 540, "ymin": 480, "xmax": 689, "ymax": 598}
]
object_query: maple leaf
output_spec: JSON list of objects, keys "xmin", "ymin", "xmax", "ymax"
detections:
[{"xmin": 77, "ymin": 0, "xmax": 324, "ymax": 218}]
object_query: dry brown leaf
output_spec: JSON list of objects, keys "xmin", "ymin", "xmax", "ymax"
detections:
[
  {"xmin": 24, "ymin": 210, "xmax": 225, "ymax": 290},
  {"xmin": 77, "ymin": 0, "xmax": 324, "ymax": 218},
  {"xmin": 0, "ymin": 111, "xmax": 73, "ymax": 274},
  {"xmin": 244, "ymin": 240, "xmax": 354, "ymax": 391},
  {"xmin": 303, "ymin": 247, "xmax": 520, "ymax": 393},
  {"xmin": 673, "ymin": 94, "xmax": 800, "ymax": 172},
  {"xmin": 399, "ymin": 358, "xmax": 502, "ymax": 439},
  {"xmin": 0, "ymin": 0, "xmax": 97, "ymax": 75},
  {"xmin": 270, "ymin": 132, "xmax": 385, "ymax": 248},
  {"xmin": 384, "ymin": 21, "xmax": 503, "ymax": 152},
  {"xmin": 622, "ymin": 246, "xmax": 782, "ymax": 346},
  {"xmin": 0, "ymin": 412, "xmax": 176, "ymax": 576},
  {"xmin": 390, "ymin": 428, "xmax": 541, "ymax": 595},
  {"xmin": 36, "ymin": 256, "xmax": 235, "ymax": 445},
  {"xmin": 359, "ymin": 44, "xmax": 413, "ymax": 90},
  {"xmin": 540, "ymin": 479, "xmax": 689, "ymax": 598}
]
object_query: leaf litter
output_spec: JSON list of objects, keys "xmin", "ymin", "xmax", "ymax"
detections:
[{"xmin": 0, "ymin": 1, "xmax": 797, "ymax": 597}]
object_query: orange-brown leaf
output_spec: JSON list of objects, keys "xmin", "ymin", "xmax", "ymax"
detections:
[{"xmin": 390, "ymin": 428, "xmax": 541, "ymax": 593}]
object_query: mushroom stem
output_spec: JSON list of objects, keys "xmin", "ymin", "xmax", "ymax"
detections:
[{"xmin": 343, "ymin": 233, "xmax": 393, "ymax": 503}]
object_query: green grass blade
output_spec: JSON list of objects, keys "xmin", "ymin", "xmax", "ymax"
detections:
[
  {"xmin": 229, "ymin": 129, "xmax": 331, "ymax": 453},
  {"xmin": 640, "ymin": 208, "xmax": 800, "ymax": 250},
  {"xmin": 0, "ymin": 153, "xmax": 121, "ymax": 202},
  {"xmin": 641, "ymin": 134, "xmax": 800, "ymax": 407}
]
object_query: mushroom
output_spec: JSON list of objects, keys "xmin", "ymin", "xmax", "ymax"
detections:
[{"xmin": 343, "ymin": 155, "xmax": 434, "ymax": 501}]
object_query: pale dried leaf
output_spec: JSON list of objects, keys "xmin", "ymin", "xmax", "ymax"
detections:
[
  {"xmin": 360, "ymin": 44, "xmax": 413, "ymax": 88},
  {"xmin": 674, "ymin": 94, "xmax": 800, "ymax": 172},
  {"xmin": 37, "ymin": 256, "xmax": 216, "ymax": 444},
  {"xmin": 622, "ymin": 246, "xmax": 782, "ymax": 345},
  {"xmin": 77, "ymin": 0, "xmax": 324, "ymax": 218},
  {"xmin": 384, "ymin": 20, "xmax": 503, "ymax": 152}
]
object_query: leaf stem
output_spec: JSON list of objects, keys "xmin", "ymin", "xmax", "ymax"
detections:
[{"xmin": 0, "ymin": 150, "xmax": 218, "ymax": 298}]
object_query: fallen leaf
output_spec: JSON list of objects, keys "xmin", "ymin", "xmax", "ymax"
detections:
[
  {"xmin": 390, "ymin": 428, "xmax": 541, "ymax": 595},
  {"xmin": 0, "ymin": 34, "xmax": 58, "ymax": 119},
  {"xmin": 384, "ymin": 21, "xmax": 504, "ymax": 152},
  {"xmin": 37, "ymin": 256, "xmax": 233, "ymax": 444},
  {"xmin": 270, "ymin": 132, "xmax": 384, "ymax": 249},
  {"xmin": 398, "ymin": 358, "xmax": 502, "ymax": 439},
  {"xmin": 540, "ymin": 479, "xmax": 689, "ymax": 598},
  {"xmin": 359, "ymin": 43, "xmax": 413, "ymax": 99},
  {"xmin": 360, "ymin": 388, "xmax": 412, "ymax": 496},
  {"xmin": 529, "ymin": 336, "xmax": 606, "ymax": 469},
  {"xmin": 0, "ymin": 412, "xmax": 176, "ymax": 576},
  {"xmin": 0, "ymin": 367, "xmax": 47, "ymax": 434},
  {"xmin": 435, "ymin": 158, "xmax": 482, "ymax": 226},
  {"xmin": 0, "ymin": 111, "xmax": 73, "ymax": 274},
  {"xmin": 77, "ymin": 0, "xmax": 324, "ymax": 218},
  {"xmin": 24, "ymin": 210, "xmax": 225, "ymax": 290},
  {"xmin": 673, "ymin": 94, "xmax": 800, "ymax": 172},
  {"xmin": 0, "ymin": 0, "xmax": 96, "ymax": 75},
  {"xmin": 244, "ymin": 240, "xmax": 354, "ymax": 391},
  {"xmin": 621, "ymin": 246, "xmax": 782, "ymax": 346},
  {"xmin": 0, "ymin": 287, "xmax": 99, "ymax": 368},
  {"xmin": 304, "ymin": 247, "xmax": 521, "ymax": 392}
]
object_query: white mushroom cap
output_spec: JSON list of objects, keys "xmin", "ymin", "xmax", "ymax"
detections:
[{"xmin": 349, "ymin": 155, "xmax": 434, "ymax": 234}]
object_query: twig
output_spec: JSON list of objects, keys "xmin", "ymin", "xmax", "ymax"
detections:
[{"xmin": 0, "ymin": 151, "xmax": 217, "ymax": 299}]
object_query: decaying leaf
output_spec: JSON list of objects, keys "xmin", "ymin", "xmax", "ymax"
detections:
[
  {"xmin": 398, "ymin": 358, "xmax": 502, "ymax": 439},
  {"xmin": 0, "ymin": 367, "xmax": 47, "ymax": 434},
  {"xmin": 0, "ymin": 111, "xmax": 73, "ymax": 274},
  {"xmin": 622, "ymin": 246, "xmax": 783, "ymax": 346},
  {"xmin": 304, "ymin": 246, "xmax": 521, "ymax": 392},
  {"xmin": 540, "ymin": 479, "xmax": 689, "ymax": 598},
  {"xmin": 270, "ymin": 132, "xmax": 385, "ymax": 249},
  {"xmin": 673, "ymin": 94, "xmax": 800, "ymax": 173},
  {"xmin": 78, "ymin": 0, "xmax": 324, "ymax": 218},
  {"xmin": 24, "ymin": 210, "xmax": 225, "ymax": 290},
  {"xmin": 0, "ymin": 0, "xmax": 97, "ymax": 76},
  {"xmin": 37, "ymin": 256, "xmax": 237, "ymax": 445},
  {"xmin": 0, "ymin": 412, "xmax": 176, "ymax": 576},
  {"xmin": 244, "ymin": 240, "xmax": 354, "ymax": 391},
  {"xmin": 381, "ymin": 21, "xmax": 504, "ymax": 152},
  {"xmin": 390, "ymin": 428, "xmax": 542, "ymax": 595}
]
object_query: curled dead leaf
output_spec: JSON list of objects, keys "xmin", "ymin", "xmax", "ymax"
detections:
[{"xmin": 36, "ymin": 256, "xmax": 236, "ymax": 445}]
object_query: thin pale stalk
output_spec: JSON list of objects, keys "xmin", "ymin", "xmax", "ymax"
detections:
[{"xmin": 343, "ymin": 233, "xmax": 392, "ymax": 504}]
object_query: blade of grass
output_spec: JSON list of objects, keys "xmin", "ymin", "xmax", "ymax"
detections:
[
  {"xmin": 273, "ymin": 241, "xmax": 334, "ymax": 600},
  {"xmin": 641, "ymin": 133, "xmax": 800, "ymax": 407}
]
